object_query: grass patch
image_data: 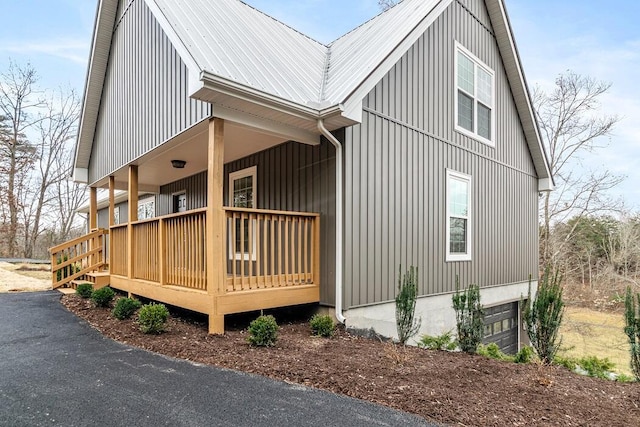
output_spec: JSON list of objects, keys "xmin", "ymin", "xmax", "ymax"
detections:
[{"xmin": 559, "ymin": 306, "xmax": 631, "ymax": 376}]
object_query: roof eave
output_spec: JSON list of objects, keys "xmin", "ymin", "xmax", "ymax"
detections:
[
  {"xmin": 74, "ymin": 0, "xmax": 119, "ymax": 179},
  {"xmin": 486, "ymin": 0, "xmax": 554, "ymax": 187}
]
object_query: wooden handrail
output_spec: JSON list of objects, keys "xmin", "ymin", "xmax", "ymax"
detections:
[
  {"xmin": 50, "ymin": 229, "xmax": 108, "ymax": 289},
  {"xmin": 48, "ymin": 228, "xmax": 107, "ymax": 253},
  {"xmin": 224, "ymin": 207, "xmax": 320, "ymax": 217}
]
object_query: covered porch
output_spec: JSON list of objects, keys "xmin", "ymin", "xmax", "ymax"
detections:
[{"xmin": 52, "ymin": 117, "xmax": 324, "ymax": 333}]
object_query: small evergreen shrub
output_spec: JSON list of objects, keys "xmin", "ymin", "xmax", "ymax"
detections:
[
  {"xmin": 615, "ymin": 373, "xmax": 635, "ymax": 383},
  {"xmin": 623, "ymin": 286, "xmax": 640, "ymax": 381},
  {"xmin": 524, "ymin": 267, "xmax": 565, "ymax": 364},
  {"xmin": 553, "ymin": 355, "xmax": 578, "ymax": 371},
  {"xmin": 310, "ymin": 314, "xmax": 335, "ymax": 337},
  {"xmin": 91, "ymin": 286, "xmax": 115, "ymax": 307},
  {"xmin": 514, "ymin": 345, "xmax": 535, "ymax": 364},
  {"xmin": 247, "ymin": 314, "xmax": 279, "ymax": 347},
  {"xmin": 418, "ymin": 331, "xmax": 457, "ymax": 351},
  {"xmin": 76, "ymin": 283, "xmax": 93, "ymax": 298},
  {"xmin": 477, "ymin": 343, "xmax": 514, "ymax": 362},
  {"xmin": 579, "ymin": 356, "xmax": 615, "ymax": 379},
  {"xmin": 395, "ymin": 265, "xmax": 421, "ymax": 345},
  {"xmin": 138, "ymin": 303, "xmax": 170, "ymax": 334},
  {"xmin": 112, "ymin": 297, "xmax": 142, "ymax": 320},
  {"xmin": 452, "ymin": 278, "xmax": 484, "ymax": 354}
]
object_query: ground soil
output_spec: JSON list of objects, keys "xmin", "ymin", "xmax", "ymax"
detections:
[{"xmin": 61, "ymin": 295, "xmax": 640, "ymax": 426}]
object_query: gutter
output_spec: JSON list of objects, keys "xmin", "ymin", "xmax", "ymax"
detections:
[{"xmin": 317, "ymin": 119, "xmax": 346, "ymax": 324}]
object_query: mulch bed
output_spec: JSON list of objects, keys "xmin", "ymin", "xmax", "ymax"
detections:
[{"xmin": 61, "ymin": 294, "xmax": 640, "ymax": 426}]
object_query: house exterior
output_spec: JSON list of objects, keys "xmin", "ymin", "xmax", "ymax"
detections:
[{"xmin": 53, "ymin": 0, "xmax": 552, "ymax": 352}]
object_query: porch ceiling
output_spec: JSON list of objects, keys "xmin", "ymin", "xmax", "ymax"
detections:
[{"xmin": 93, "ymin": 119, "xmax": 289, "ymax": 190}]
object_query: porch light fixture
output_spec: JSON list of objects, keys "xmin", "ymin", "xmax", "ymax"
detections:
[{"xmin": 171, "ymin": 159, "xmax": 186, "ymax": 169}]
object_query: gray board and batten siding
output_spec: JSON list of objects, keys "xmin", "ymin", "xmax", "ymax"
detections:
[
  {"xmin": 342, "ymin": 0, "xmax": 539, "ymax": 309},
  {"xmin": 88, "ymin": 0, "xmax": 210, "ymax": 184}
]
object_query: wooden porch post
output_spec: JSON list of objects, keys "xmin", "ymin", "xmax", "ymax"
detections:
[
  {"xmin": 89, "ymin": 186, "xmax": 98, "ymax": 266},
  {"xmin": 89, "ymin": 186, "xmax": 97, "ymax": 231},
  {"xmin": 108, "ymin": 176, "xmax": 115, "ymax": 269},
  {"xmin": 127, "ymin": 165, "xmax": 138, "ymax": 280},
  {"xmin": 108, "ymin": 176, "xmax": 115, "ymax": 227},
  {"xmin": 207, "ymin": 117, "xmax": 225, "ymax": 334}
]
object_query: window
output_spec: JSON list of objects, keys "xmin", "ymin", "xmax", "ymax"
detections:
[
  {"xmin": 228, "ymin": 166, "xmax": 257, "ymax": 259},
  {"xmin": 113, "ymin": 206, "xmax": 120, "ymax": 225},
  {"xmin": 173, "ymin": 191, "xmax": 187, "ymax": 213},
  {"xmin": 137, "ymin": 197, "xmax": 155, "ymax": 220},
  {"xmin": 446, "ymin": 170, "xmax": 471, "ymax": 261},
  {"xmin": 455, "ymin": 42, "xmax": 495, "ymax": 145}
]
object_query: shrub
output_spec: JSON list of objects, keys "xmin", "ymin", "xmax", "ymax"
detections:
[
  {"xmin": 91, "ymin": 286, "xmax": 115, "ymax": 307},
  {"xmin": 247, "ymin": 314, "xmax": 279, "ymax": 347},
  {"xmin": 395, "ymin": 265, "xmax": 421, "ymax": 345},
  {"xmin": 310, "ymin": 314, "xmax": 335, "ymax": 337},
  {"xmin": 112, "ymin": 297, "xmax": 142, "ymax": 320},
  {"xmin": 553, "ymin": 355, "xmax": 578, "ymax": 371},
  {"xmin": 524, "ymin": 267, "xmax": 564, "ymax": 364},
  {"xmin": 623, "ymin": 286, "xmax": 640, "ymax": 381},
  {"xmin": 138, "ymin": 303, "xmax": 170, "ymax": 334},
  {"xmin": 579, "ymin": 356, "xmax": 615, "ymax": 379},
  {"xmin": 76, "ymin": 283, "xmax": 93, "ymax": 298},
  {"xmin": 615, "ymin": 373, "xmax": 635, "ymax": 383},
  {"xmin": 514, "ymin": 345, "xmax": 535, "ymax": 364},
  {"xmin": 477, "ymin": 343, "xmax": 514, "ymax": 362},
  {"xmin": 452, "ymin": 278, "xmax": 484, "ymax": 354},
  {"xmin": 418, "ymin": 331, "xmax": 457, "ymax": 351}
]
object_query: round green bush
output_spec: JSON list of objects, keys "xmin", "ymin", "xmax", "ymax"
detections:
[
  {"xmin": 76, "ymin": 283, "xmax": 93, "ymax": 299},
  {"xmin": 91, "ymin": 286, "xmax": 115, "ymax": 307},
  {"xmin": 138, "ymin": 303, "xmax": 170, "ymax": 334},
  {"xmin": 514, "ymin": 345, "xmax": 535, "ymax": 364},
  {"xmin": 247, "ymin": 314, "xmax": 279, "ymax": 347},
  {"xmin": 112, "ymin": 297, "xmax": 142, "ymax": 320},
  {"xmin": 309, "ymin": 314, "xmax": 335, "ymax": 337}
]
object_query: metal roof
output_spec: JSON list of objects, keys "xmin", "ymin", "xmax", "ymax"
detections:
[
  {"xmin": 74, "ymin": 0, "xmax": 552, "ymax": 187},
  {"xmin": 152, "ymin": 0, "xmax": 328, "ymax": 106}
]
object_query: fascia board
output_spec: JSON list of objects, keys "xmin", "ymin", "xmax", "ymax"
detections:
[
  {"xmin": 486, "ymin": 0, "xmax": 554, "ymax": 186},
  {"xmin": 74, "ymin": 0, "xmax": 118, "ymax": 171}
]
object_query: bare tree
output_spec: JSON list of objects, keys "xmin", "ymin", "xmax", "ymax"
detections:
[
  {"xmin": 535, "ymin": 71, "xmax": 622, "ymax": 266},
  {"xmin": 0, "ymin": 62, "xmax": 44, "ymax": 256},
  {"xmin": 20, "ymin": 89, "xmax": 81, "ymax": 258},
  {"xmin": 378, "ymin": 0, "xmax": 399, "ymax": 11}
]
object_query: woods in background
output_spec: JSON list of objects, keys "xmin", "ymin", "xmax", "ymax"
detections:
[{"xmin": 0, "ymin": 61, "xmax": 86, "ymax": 259}]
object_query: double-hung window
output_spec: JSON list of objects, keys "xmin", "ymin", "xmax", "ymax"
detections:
[
  {"xmin": 455, "ymin": 43, "xmax": 495, "ymax": 145},
  {"xmin": 446, "ymin": 170, "xmax": 471, "ymax": 262},
  {"xmin": 228, "ymin": 166, "xmax": 257, "ymax": 260}
]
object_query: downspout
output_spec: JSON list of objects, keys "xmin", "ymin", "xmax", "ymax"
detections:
[{"xmin": 317, "ymin": 119, "xmax": 346, "ymax": 324}]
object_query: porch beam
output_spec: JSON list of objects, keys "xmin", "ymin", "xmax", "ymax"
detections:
[
  {"xmin": 207, "ymin": 117, "xmax": 225, "ymax": 334},
  {"xmin": 127, "ymin": 165, "xmax": 138, "ymax": 279},
  {"xmin": 112, "ymin": 180, "xmax": 159, "ymax": 193}
]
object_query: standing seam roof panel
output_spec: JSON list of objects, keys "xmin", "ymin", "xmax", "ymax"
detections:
[{"xmin": 152, "ymin": 0, "xmax": 327, "ymax": 105}]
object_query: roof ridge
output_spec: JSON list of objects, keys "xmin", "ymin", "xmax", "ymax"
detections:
[
  {"xmin": 319, "ymin": 47, "xmax": 332, "ymax": 102},
  {"xmin": 328, "ymin": 0, "xmax": 406, "ymax": 46},
  {"xmin": 237, "ymin": 0, "xmax": 329, "ymax": 48}
]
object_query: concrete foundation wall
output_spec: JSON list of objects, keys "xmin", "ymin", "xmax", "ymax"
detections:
[{"xmin": 344, "ymin": 280, "xmax": 535, "ymax": 347}]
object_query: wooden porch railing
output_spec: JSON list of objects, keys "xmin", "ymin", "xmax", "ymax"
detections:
[
  {"xmin": 224, "ymin": 207, "xmax": 320, "ymax": 292},
  {"xmin": 109, "ymin": 207, "xmax": 319, "ymax": 294},
  {"xmin": 49, "ymin": 228, "xmax": 108, "ymax": 289}
]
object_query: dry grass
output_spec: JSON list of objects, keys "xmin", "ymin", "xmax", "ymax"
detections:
[
  {"xmin": 3, "ymin": 263, "xmax": 51, "ymax": 280},
  {"xmin": 559, "ymin": 306, "xmax": 631, "ymax": 375}
]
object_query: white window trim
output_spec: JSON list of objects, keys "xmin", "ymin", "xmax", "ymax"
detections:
[
  {"xmin": 228, "ymin": 166, "xmax": 257, "ymax": 261},
  {"xmin": 454, "ymin": 41, "xmax": 495, "ymax": 147},
  {"xmin": 172, "ymin": 190, "xmax": 187, "ymax": 213},
  {"xmin": 137, "ymin": 196, "xmax": 156, "ymax": 220},
  {"xmin": 113, "ymin": 205, "xmax": 120, "ymax": 225},
  {"xmin": 446, "ymin": 169, "xmax": 472, "ymax": 262}
]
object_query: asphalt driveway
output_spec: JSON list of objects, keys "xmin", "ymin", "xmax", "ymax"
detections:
[{"xmin": 0, "ymin": 291, "xmax": 433, "ymax": 426}]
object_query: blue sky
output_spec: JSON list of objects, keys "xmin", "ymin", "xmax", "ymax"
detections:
[{"xmin": 2, "ymin": 0, "xmax": 639, "ymax": 209}]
